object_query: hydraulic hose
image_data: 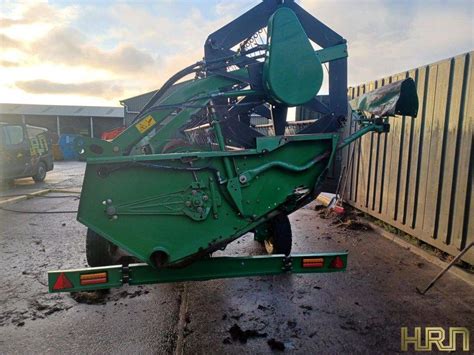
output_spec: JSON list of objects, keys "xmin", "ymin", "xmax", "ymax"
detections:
[{"xmin": 131, "ymin": 61, "xmax": 203, "ymax": 124}]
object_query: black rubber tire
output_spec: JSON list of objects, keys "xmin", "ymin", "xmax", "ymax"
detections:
[
  {"xmin": 86, "ymin": 228, "xmax": 118, "ymax": 267},
  {"xmin": 264, "ymin": 214, "xmax": 292, "ymax": 255},
  {"xmin": 32, "ymin": 161, "xmax": 47, "ymax": 182}
]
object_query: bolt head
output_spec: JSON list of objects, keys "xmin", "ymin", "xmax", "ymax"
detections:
[
  {"xmin": 106, "ymin": 206, "xmax": 117, "ymax": 216},
  {"xmin": 202, "ymin": 195, "xmax": 209, "ymax": 201},
  {"xmin": 239, "ymin": 175, "xmax": 247, "ymax": 184}
]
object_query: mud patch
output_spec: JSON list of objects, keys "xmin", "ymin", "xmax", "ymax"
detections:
[
  {"xmin": 0, "ymin": 301, "xmax": 72, "ymax": 327},
  {"xmin": 71, "ymin": 290, "xmax": 109, "ymax": 305},
  {"xmin": 71, "ymin": 288, "xmax": 149, "ymax": 305},
  {"xmin": 267, "ymin": 338, "xmax": 285, "ymax": 351},
  {"xmin": 228, "ymin": 324, "xmax": 267, "ymax": 343},
  {"xmin": 317, "ymin": 205, "xmax": 372, "ymax": 231}
]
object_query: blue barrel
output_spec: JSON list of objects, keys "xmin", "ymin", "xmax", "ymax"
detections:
[{"xmin": 59, "ymin": 134, "xmax": 80, "ymax": 160}]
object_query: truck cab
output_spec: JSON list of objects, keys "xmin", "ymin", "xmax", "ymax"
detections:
[{"xmin": 0, "ymin": 122, "xmax": 54, "ymax": 183}]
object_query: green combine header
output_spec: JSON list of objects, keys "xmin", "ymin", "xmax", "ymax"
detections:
[{"xmin": 48, "ymin": 0, "xmax": 418, "ymax": 293}]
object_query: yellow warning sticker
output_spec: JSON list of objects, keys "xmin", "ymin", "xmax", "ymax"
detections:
[{"xmin": 135, "ymin": 115, "xmax": 156, "ymax": 133}]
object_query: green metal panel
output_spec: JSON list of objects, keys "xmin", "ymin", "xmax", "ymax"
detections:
[
  {"xmin": 78, "ymin": 134, "xmax": 339, "ymax": 266},
  {"xmin": 263, "ymin": 8, "xmax": 323, "ymax": 106},
  {"xmin": 48, "ymin": 252, "xmax": 348, "ymax": 293},
  {"xmin": 48, "ymin": 265, "xmax": 123, "ymax": 292},
  {"xmin": 314, "ymin": 43, "xmax": 348, "ymax": 64},
  {"xmin": 74, "ymin": 73, "xmax": 248, "ymax": 159}
]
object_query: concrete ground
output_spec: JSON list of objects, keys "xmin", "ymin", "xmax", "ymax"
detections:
[{"xmin": 0, "ymin": 162, "xmax": 472, "ymax": 354}]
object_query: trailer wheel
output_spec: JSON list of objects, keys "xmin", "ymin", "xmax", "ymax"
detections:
[
  {"xmin": 86, "ymin": 228, "xmax": 118, "ymax": 267},
  {"xmin": 264, "ymin": 214, "xmax": 292, "ymax": 255},
  {"xmin": 32, "ymin": 161, "xmax": 47, "ymax": 182}
]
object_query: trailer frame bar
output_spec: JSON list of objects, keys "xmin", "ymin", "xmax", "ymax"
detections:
[{"xmin": 48, "ymin": 252, "xmax": 348, "ymax": 293}]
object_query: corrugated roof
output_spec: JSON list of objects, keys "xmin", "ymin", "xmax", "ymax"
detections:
[{"xmin": 0, "ymin": 103, "xmax": 124, "ymax": 118}]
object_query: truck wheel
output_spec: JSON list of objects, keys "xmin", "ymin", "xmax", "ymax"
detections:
[
  {"xmin": 86, "ymin": 228, "xmax": 118, "ymax": 266},
  {"xmin": 32, "ymin": 162, "xmax": 47, "ymax": 182},
  {"xmin": 264, "ymin": 214, "xmax": 292, "ymax": 255}
]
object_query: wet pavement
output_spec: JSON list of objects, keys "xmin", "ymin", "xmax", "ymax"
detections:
[{"xmin": 0, "ymin": 162, "xmax": 472, "ymax": 354}]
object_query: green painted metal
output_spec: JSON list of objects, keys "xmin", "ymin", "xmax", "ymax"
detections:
[
  {"xmin": 74, "ymin": 73, "xmax": 248, "ymax": 158},
  {"xmin": 337, "ymin": 121, "xmax": 389, "ymax": 149},
  {"xmin": 263, "ymin": 8, "xmax": 323, "ymax": 106},
  {"xmin": 314, "ymin": 43, "xmax": 348, "ymax": 63},
  {"xmin": 216, "ymin": 89, "xmax": 262, "ymax": 98},
  {"xmin": 78, "ymin": 133, "xmax": 339, "ymax": 266},
  {"xmin": 48, "ymin": 252, "xmax": 348, "ymax": 293},
  {"xmin": 46, "ymin": 2, "xmax": 420, "ymax": 291},
  {"xmin": 350, "ymin": 78, "xmax": 419, "ymax": 118},
  {"xmin": 48, "ymin": 265, "xmax": 123, "ymax": 292}
]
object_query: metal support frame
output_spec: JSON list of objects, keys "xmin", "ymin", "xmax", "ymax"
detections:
[
  {"xmin": 90, "ymin": 116, "xmax": 94, "ymax": 138},
  {"xmin": 48, "ymin": 252, "xmax": 348, "ymax": 293},
  {"xmin": 204, "ymin": 0, "xmax": 348, "ymax": 119},
  {"xmin": 56, "ymin": 115, "xmax": 61, "ymax": 136}
]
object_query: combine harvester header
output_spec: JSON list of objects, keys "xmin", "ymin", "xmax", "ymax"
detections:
[{"xmin": 48, "ymin": 0, "xmax": 418, "ymax": 293}]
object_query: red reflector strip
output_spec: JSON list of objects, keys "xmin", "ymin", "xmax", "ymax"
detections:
[
  {"xmin": 80, "ymin": 272, "xmax": 107, "ymax": 286},
  {"xmin": 53, "ymin": 272, "xmax": 73, "ymax": 290},
  {"xmin": 330, "ymin": 256, "xmax": 345, "ymax": 269},
  {"xmin": 303, "ymin": 263, "xmax": 324, "ymax": 268},
  {"xmin": 302, "ymin": 258, "xmax": 325, "ymax": 268}
]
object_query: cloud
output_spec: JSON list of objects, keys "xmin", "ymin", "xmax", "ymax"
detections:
[
  {"xmin": 25, "ymin": 26, "xmax": 156, "ymax": 74},
  {"xmin": 15, "ymin": 79, "xmax": 124, "ymax": 99},
  {"xmin": 0, "ymin": 60, "xmax": 18, "ymax": 67},
  {"xmin": 1, "ymin": 1, "xmax": 255, "ymax": 104},
  {"xmin": 0, "ymin": 33, "xmax": 21, "ymax": 49},
  {"xmin": 0, "ymin": 2, "xmax": 78, "ymax": 28},
  {"xmin": 300, "ymin": 0, "xmax": 474, "ymax": 86},
  {"xmin": 215, "ymin": 1, "xmax": 255, "ymax": 16},
  {"xmin": 2, "ymin": 0, "xmax": 473, "ymax": 107}
]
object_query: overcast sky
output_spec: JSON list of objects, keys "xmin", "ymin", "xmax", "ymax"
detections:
[{"xmin": 0, "ymin": 0, "xmax": 472, "ymax": 107}]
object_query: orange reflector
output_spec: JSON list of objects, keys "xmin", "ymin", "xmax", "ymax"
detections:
[
  {"xmin": 330, "ymin": 256, "xmax": 345, "ymax": 269},
  {"xmin": 53, "ymin": 272, "xmax": 73, "ymax": 290},
  {"xmin": 80, "ymin": 272, "xmax": 107, "ymax": 286},
  {"xmin": 302, "ymin": 258, "xmax": 325, "ymax": 268}
]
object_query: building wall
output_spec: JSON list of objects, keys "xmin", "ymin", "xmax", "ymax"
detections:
[
  {"xmin": 122, "ymin": 91, "xmax": 156, "ymax": 126},
  {"xmin": 0, "ymin": 114, "xmax": 123, "ymax": 141},
  {"xmin": 342, "ymin": 52, "xmax": 473, "ymax": 265}
]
